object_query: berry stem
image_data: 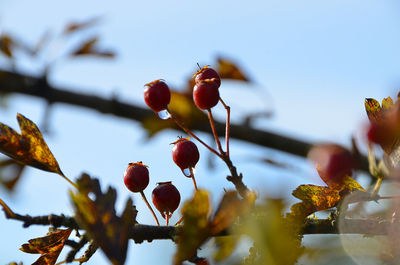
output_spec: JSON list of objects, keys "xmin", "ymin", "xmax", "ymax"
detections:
[
  {"xmin": 207, "ymin": 109, "xmax": 224, "ymax": 155},
  {"xmin": 166, "ymin": 213, "xmax": 170, "ymax": 226},
  {"xmin": 219, "ymin": 96, "xmax": 231, "ymax": 158},
  {"xmin": 168, "ymin": 109, "xmax": 223, "ymax": 159},
  {"xmin": 175, "ymin": 215, "xmax": 184, "ymax": 226},
  {"xmin": 191, "ymin": 176, "xmax": 198, "ymax": 191},
  {"xmin": 140, "ymin": 191, "xmax": 160, "ymax": 226}
]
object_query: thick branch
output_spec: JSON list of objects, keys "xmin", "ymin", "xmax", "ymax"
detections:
[{"xmin": 0, "ymin": 70, "xmax": 370, "ymax": 173}]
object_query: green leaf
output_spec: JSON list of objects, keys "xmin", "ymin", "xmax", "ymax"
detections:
[
  {"xmin": 70, "ymin": 173, "xmax": 137, "ymax": 265},
  {"xmin": 20, "ymin": 229, "xmax": 72, "ymax": 265},
  {"xmin": 174, "ymin": 190, "xmax": 211, "ymax": 265}
]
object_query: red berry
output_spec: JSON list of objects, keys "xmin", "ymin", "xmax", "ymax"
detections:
[
  {"xmin": 172, "ymin": 138, "xmax": 200, "ymax": 173},
  {"xmin": 123, "ymin": 162, "xmax": 149, "ymax": 192},
  {"xmin": 308, "ymin": 144, "xmax": 356, "ymax": 185},
  {"xmin": 152, "ymin": 181, "xmax": 180, "ymax": 218},
  {"xmin": 193, "ymin": 80, "xmax": 220, "ymax": 110},
  {"xmin": 194, "ymin": 66, "xmax": 221, "ymax": 88},
  {"xmin": 144, "ymin": 79, "xmax": 171, "ymax": 112},
  {"xmin": 195, "ymin": 258, "xmax": 210, "ymax": 265}
]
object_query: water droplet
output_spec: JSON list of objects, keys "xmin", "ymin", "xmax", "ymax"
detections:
[
  {"xmin": 182, "ymin": 167, "xmax": 195, "ymax": 177},
  {"xmin": 182, "ymin": 168, "xmax": 191, "ymax": 177},
  {"xmin": 157, "ymin": 109, "xmax": 171, "ymax": 120}
]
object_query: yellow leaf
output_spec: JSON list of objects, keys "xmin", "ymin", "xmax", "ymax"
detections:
[
  {"xmin": 365, "ymin": 98, "xmax": 382, "ymax": 123},
  {"xmin": 0, "ymin": 114, "xmax": 75, "ymax": 186},
  {"xmin": 213, "ymin": 236, "xmax": 239, "ymax": 262},
  {"xmin": 382, "ymin": 97, "xmax": 394, "ymax": 111},
  {"xmin": 290, "ymin": 176, "xmax": 366, "ymax": 218}
]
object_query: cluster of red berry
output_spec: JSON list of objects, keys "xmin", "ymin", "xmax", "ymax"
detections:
[
  {"xmin": 125, "ymin": 65, "xmax": 222, "ymax": 227},
  {"xmin": 144, "ymin": 66, "xmax": 222, "ymax": 113}
]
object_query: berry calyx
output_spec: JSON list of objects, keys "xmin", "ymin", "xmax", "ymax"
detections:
[
  {"xmin": 172, "ymin": 137, "xmax": 200, "ymax": 173},
  {"xmin": 152, "ymin": 181, "xmax": 180, "ymax": 224},
  {"xmin": 144, "ymin": 79, "xmax": 171, "ymax": 112},
  {"xmin": 123, "ymin": 162, "xmax": 149, "ymax": 193},
  {"xmin": 308, "ymin": 144, "xmax": 357, "ymax": 185},
  {"xmin": 193, "ymin": 80, "xmax": 220, "ymax": 110},
  {"xmin": 194, "ymin": 65, "xmax": 221, "ymax": 88}
]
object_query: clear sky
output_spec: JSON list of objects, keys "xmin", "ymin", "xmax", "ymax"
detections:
[{"xmin": 0, "ymin": 0, "xmax": 399, "ymax": 264}]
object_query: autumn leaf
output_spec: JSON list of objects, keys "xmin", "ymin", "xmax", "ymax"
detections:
[
  {"xmin": 70, "ymin": 36, "xmax": 115, "ymax": 58},
  {"xmin": 63, "ymin": 16, "xmax": 101, "ymax": 35},
  {"xmin": 290, "ymin": 176, "xmax": 366, "ymax": 219},
  {"xmin": 174, "ymin": 190, "xmax": 211, "ymax": 265},
  {"xmin": 216, "ymin": 57, "xmax": 250, "ymax": 82},
  {"xmin": 0, "ymin": 114, "xmax": 75, "ymax": 187},
  {"xmin": 234, "ymin": 199, "xmax": 303, "ymax": 265},
  {"xmin": 364, "ymin": 95, "xmax": 400, "ymax": 156},
  {"xmin": 210, "ymin": 190, "xmax": 254, "ymax": 235},
  {"xmin": 70, "ymin": 173, "xmax": 137, "ymax": 265},
  {"xmin": 20, "ymin": 228, "xmax": 72, "ymax": 265},
  {"xmin": 0, "ymin": 158, "xmax": 25, "ymax": 192},
  {"xmin": 0, "ymin": 34, "xmax": 14, "ymax": 58},
  {"xmin": 213, "ymin": 236, "xmax": 239, "ymax": 262},
  {"xmin": 174, "ymin": 190, "xmax": 255, "ymax": 264},
  {"xmin": 365, "ymin": 98, "xmax": 382, "ymax": 123}
]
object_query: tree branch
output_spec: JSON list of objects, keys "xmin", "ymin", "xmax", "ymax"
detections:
[
  {"xmin": 1, "ymin": 202, "xmax": 394, "ymax": 238},
  {"xmin": 0, "ymin": 70, "xmax": 370, "ymax": 174}
]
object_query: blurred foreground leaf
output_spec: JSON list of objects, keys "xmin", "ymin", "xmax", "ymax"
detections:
[
  {"xmin": 236, "ymin": 199, "xmax": 303, "ymax": 265},
  {"xmin": 70, "ymin": 173, "xmax": 137, "ymax": 265},
  {"xmin": 175, "ymin": 190, "xmax": 255, "ymax": 264},
  {"xmin": 20, "ymin": 228, "xmax": 72, "ymax": 265},
  {"xmin": 174, "ymin": 190, "xmax": 211, "ymax": 265}
]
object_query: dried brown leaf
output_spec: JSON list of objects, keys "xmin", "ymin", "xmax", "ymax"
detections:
[
  {"xmin": 0, "ymin": 114, "xmax": 74, "ymax": 186},
  {"xmin": 20, "ymin": 229, "xmax": 72, "ymax": 265}
]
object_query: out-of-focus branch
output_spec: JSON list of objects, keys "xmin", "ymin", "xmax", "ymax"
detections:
[{"xmin": 0, "ymin": 69, "xmax": 369, "ymax": 173}]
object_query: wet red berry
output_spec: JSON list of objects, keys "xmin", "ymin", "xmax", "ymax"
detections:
[
  {"xmin": 144, "ymin": 79, "xmax": 171, "ymax": 112},
  {"xmin": 308, "ymin": 144, "xmax": 356, "ymax": 185},
  {"xmin": 152, "ymin": 181, "xmax": 180, "ymax": 219},
  {"xmin": 194, "ymin": 66, "xmax": 221, "ymax": 88},
  {"xmin": 172, "ymin": 138, "xmax": 200, "ymax": 173},
  {"xmin": 123, "ymin": 162, "xmax": 149, "ymax": 192},
  {"xmin": 193, "ymin": 80, "xmax": 220, "ymax": 110}
]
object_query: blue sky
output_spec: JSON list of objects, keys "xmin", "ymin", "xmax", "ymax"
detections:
[{"xmin": 0, "ymin": 0, "xmax": 399, "ymax": 264}]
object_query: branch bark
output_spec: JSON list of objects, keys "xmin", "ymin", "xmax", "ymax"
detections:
[{"xmin": 0, "ymin": 69, "xmax": 370, "ymax": 173}]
